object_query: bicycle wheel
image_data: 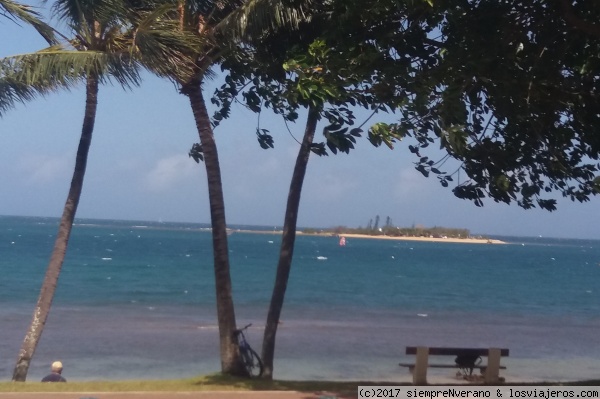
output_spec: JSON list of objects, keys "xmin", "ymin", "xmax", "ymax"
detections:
[{"xmin": 241, "ymin": 347, "xmax": 263, "ymax": 377}]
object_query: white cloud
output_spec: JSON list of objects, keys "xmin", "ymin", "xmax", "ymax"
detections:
[
  {"xmin": 144, "ymin": 154, "xmax": 200, "ymax": 192},
  {"xmin": 18, "ymin": 155, "xmax": 70, "ymax": 184}
]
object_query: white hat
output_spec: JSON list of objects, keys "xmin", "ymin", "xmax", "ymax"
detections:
[{"xmin": 51, "ymin": 361, "xmax": 63, "ymax": 372}]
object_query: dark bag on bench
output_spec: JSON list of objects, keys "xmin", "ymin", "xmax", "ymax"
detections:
[{"xmin": 455, "ymin": 353, "xmax": 482, "ymax": 374}]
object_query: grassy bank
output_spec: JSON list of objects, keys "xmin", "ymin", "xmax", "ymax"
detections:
[
  {"xmin": 0, "ymin": 374, "xmax": 364, "ymax": 395},
  {"xmin": 1, "ymin": 374, "xmax": 599, "ymax": 393}
]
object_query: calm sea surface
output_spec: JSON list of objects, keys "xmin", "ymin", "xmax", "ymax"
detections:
[{"xmin": 1, "ymin": 215, "xmax": 599, "ymax": 382}]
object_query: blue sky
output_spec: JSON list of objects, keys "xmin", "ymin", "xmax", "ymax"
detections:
[{"xmin": 1, "ymin": 15, "xmax": 599, "ymax": 240}]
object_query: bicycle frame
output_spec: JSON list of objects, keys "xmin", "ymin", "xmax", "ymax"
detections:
[{"xmin": 233, "ymin": 323, "xmax": 263, "ymax": 377}]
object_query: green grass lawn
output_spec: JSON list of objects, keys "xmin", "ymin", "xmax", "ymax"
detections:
[
  {"xmin": 1, "ymin": 374, "xmax": 598, "ymax": 394},
  {"xmin": 0, "ymin": 374, "xmax": 365, "ymax": 395}
]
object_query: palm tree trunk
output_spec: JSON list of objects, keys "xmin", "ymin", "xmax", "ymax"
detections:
[
  {"xmin": 261, "ymin": 107, "xmax": 319, "ymax": 379},
  {"xmin": 182, "ymin": 81, "xmax": 246, "ymax": 376},
  {"xmin": 12, "ymin": 75, "xmax": 99, "ymax": 382}
]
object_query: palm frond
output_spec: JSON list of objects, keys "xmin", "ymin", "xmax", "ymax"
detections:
[
  {"xmin": 50, "ymin": 0, "xmax": 129, "ymax": 31},
  {"xmin": 185, "ymin": 0, "xmax": 244, "ymax": 23},
  {"xmin": 0, "ymin": 0, "xmax": 56, "ymax": 44},
  {"xmin": 2, "ymin": 47, "xmax": 142, "ymax": 90},
  {"xmin": 214, "ymin": 0, "xmax": 317, "ymax": 42},
  {"xmin": 0, "ymin": 72, "xmax": 42, "ymax": 116},
  {"xmin": 127, "ymin": 3, "xmax": 208, "ymax": 81},
  {"xmin": 131, "ymin": 24, "xmax": 201, "ymax": 80}
]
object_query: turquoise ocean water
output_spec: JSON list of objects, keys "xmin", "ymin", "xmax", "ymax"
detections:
[{"xmin": 1, "ymin": 215, "xmax": 599, "ymax": 382}]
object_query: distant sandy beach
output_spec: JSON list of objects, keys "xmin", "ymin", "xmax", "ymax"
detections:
[
  {"xmin": 232, "ymin": 229, "xmax": 505, "ymax": 244},
  {"xmin": 338, "ymin": 233, "xmax": 506, "ymax": 244}
]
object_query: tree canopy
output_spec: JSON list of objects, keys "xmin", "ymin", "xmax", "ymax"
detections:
[
  {"xmin": 396, "ymin": 0, "xmax": 600, "ymax": 210},
  {"xmin": 220, "ymin": 0, "xmax": 600, "ymax": 212}
]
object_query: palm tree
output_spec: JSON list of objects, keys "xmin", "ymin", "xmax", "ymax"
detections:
[
  {"xmin": 8, "ymin": 0, "xmax": 196, "ymax": 381},
  {"xmin": 175, "ymin": 0, "xmax": 266, "ymax": 376},
  {"xmin": 166, "ymin": 0, "xmax": 314, "ymax": 376}
]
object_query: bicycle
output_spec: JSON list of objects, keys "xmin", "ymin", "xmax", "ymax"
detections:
[{"xmin": 233, "ymin": 323, "xmax": 263, "ymax": 377}]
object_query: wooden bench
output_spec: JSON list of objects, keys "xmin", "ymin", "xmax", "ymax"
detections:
[{"xmin": 399, "ymin": 346, "xmax": 509, "ymax": 385}]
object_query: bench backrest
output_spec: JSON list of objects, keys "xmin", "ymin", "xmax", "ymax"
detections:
[{"xmin": 405, "ymin": 347, "xmax": 509, "ymax": 357}]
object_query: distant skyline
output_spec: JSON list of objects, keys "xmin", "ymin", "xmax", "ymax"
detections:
[{"xmin": 1, "ymin": 16, "xmax": 599, "ymax": 240}]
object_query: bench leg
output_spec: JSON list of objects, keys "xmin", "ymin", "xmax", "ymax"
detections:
[
  {"xmin": 484, "ymin": 348, "xmax": 501, "ymax": 384},
  {"xmin": 413, "ymin": 346, "xmax": 429, "ymax": 385}
]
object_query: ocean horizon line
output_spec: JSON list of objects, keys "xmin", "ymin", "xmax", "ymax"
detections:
[{"xmin": 1, "ymin": 213, "xmax": 598, "ymax": 243}]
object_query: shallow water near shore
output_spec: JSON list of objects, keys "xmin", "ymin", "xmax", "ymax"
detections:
[{"xmin": 1, "ymin": 215, "xmax": 599, "ymax": 382}]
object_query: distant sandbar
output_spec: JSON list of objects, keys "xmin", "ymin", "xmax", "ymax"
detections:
[
  {"xmin": 337, "ymin": 233, "xmax": 505, "ymax": 244},
  {"xmin": 231, "ymin": 229, "xmax": 505, "ymax": 244}
]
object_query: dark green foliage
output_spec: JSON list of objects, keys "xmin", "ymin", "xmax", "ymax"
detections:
[
  {"xmin": 256, "ymin": 128, "xmax": 274, "ymax": 149},
  {"xmin": 213, "ymin": 0, "xmax": 442, "ymax": 157},
  {"xmin": 368, "ymin": 122, "xmax": 407, "ymax": 150},
  {"xmin": 189, "ymin": 142, "xmax": 204, "ymax": 163},
  {"xmin": 398, "ymin": 0, "xmax": 600, "ymax": 211},
  {"xmin": 213, "ymin": 0, "xmax": 600, "ymax": 212}
]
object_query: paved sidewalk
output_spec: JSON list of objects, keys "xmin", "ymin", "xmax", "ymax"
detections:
[{"xmin": 0, "ymin": 391, "xmax": 347, "ymax": 399}]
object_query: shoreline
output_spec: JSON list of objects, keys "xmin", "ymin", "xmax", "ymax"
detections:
[
  {"xmin": 337, "ymin": 233, "xmax": 506, "ymax": 244},
  {"xmin": 231, "ymin": 229, "xmax": 506, "ymax": 244}
]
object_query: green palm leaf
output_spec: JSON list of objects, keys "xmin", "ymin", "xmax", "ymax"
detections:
[
  {"xmin": 128, "ymin": 4, "xmax": 204, "ymax": 80},
  {"xmin": 0, "ymin": 72, "xmax": 40, "ymax": 116},
  {"xmin": 3, "ymin": 47, "xmax": 142, "ymax": 89},
  {"xmin": 214, "ymin": 0, "xmax": 317, "ymax": 42},
  {"xmin": 0, "ymin": 1, "xmax": 203, "ymax": 114},
  {"xmin": 1, "ymin": 0, "xmax": 56, "ymax": 43},
  {"xmin": 50, "ymin": 0, "xmax": 129, "ymax": 30}
]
